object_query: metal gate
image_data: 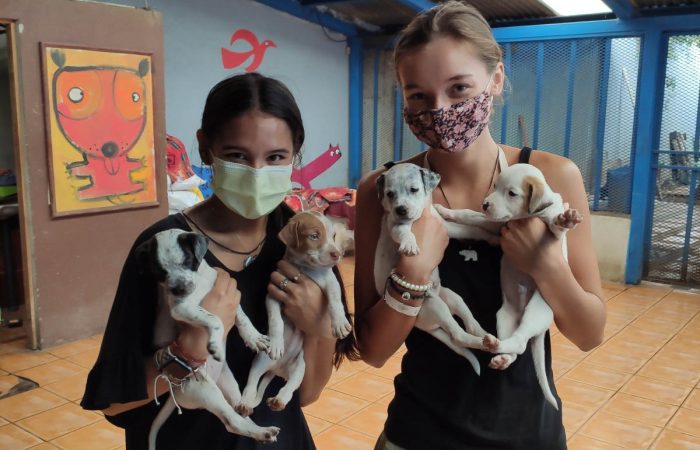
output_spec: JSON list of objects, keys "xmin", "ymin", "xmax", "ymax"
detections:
[{"xmin": 645, "ymin": 34, "xmax": 700, "ymax": 284}]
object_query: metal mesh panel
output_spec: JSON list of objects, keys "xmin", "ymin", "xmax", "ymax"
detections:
[{"xmin": 646, "ymin": 34, "xmax": 700, "ymax": 284}]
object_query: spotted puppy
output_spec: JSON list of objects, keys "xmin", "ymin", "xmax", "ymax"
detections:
[
  {"xmin": 375, "ymin": 163, "xmax": 499, "ymax": 374},
  {"xmin": 137, "ymin": 229, "xmax": 279, "ymax": 448},
  {"xmin": 237, "ymin": 211, "xmax": 352, "ymax": 415},
  {"xmin": 438, "ymin": 163, "xmax": 581, "ymax": 409}
]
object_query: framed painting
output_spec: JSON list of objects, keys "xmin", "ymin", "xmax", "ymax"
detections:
[{"xmin": 41, "ymin": 44, "xmax": 158, "ymax": 217}]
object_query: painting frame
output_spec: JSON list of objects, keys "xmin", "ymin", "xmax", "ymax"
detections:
[{"xmin": 41, "ymin": 43, "xmax": 159, "ymax": 218}]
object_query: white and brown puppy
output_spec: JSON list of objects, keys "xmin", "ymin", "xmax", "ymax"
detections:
[
  {"xmin": 137, "ymin": 229, "xmax": 279, "ymax": 448},
  {"xmin": 237, "ymin": 211, "xmax": 351, "ymax": 416},
  {"xmin": 438, "ymin": 163, "xmax": 581, "ymax": 409},
  {"xmin": 375, "ymin": 163, "xmax": 499, "ymax": 374}
]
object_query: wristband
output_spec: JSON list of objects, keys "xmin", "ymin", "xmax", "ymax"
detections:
[{"xmin": 384, "ymin": 288, "xmax": 422, "ymax": 316}]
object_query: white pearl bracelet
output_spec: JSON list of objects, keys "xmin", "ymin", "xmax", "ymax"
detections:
[{"xmin": 390, "ymin": 268, "xmax": 432, "ymax": 293}]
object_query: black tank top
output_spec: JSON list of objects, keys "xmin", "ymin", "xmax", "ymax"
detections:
[{"xmin": 383, "ymin": 147, "xmax": 566, "ymax": 450}]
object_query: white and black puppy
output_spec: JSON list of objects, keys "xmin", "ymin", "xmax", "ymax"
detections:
[
  {"xmin": 137, "ymin": 229, "xmax": 280, "ymax": 448},
  {"xmin": 438, "ymin": 163, "xmax": 581, "ymax": 409},
  {"xmin": 374, "ymin": 163, "xmax": 499, "ymax": 374},
  {"xmin": 237, "ymin": 211, "xmax": 352, "ymax": 416}
]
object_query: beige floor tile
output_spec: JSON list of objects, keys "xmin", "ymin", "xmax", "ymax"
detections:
[
  {"xmin": 305, "ymin": 414, "xmax": 333, "ymax": 436},
  {"xmin": 42, "ymin": 372, "xmax": 89, "ymax": 402},
  {"xmin": 551, "ymin": 334, "xmax": 589, "ymax": 361},
  {"xmin": 667, "ymin": 408, "xmax": 700, "ymax": 437},
  {"xmin": 0, "ymin": 351, "xmax": 58, "ymax": 373},
  {"xmin": 651, "ymin": 429, "xmax": 700, "ymax": 449},
  {"xmin": 565, "ymin": 363, "xmax": 633, "ymax": 391},
  {"xmin": 314, "ymin": 424, "xmax": 377, "ymax": 450},
  {"xmin": 375, "ymin": 393, "xmax": 393, "ymax": 407},
  {"xmin": 16, "ymin": 403, "xmax": 101, "ymax": 441},
  {"xmin": 682, "ymin": 389, "xmax": 700, "ymax": 411},
  {"xmin": 16, "ymin": 360, "xmax": 86, "ymax": 386},
  {"xmin": 621, "ymin": 376, "xmax": 693, "ymax": 406},
  {"xmin": 585, "ymin": 343, "xmax": 650, "ymax": 373},
  {"xmin": 624, "ymin": 283, "xmax": 673, "ymax": 300},
  {"xmin": 302, "ymin": 389, "xmax": 370, "ymax": 423},
  {"xmin": 66, "ymin": 348, "xmax": 100, "ymax": 370},
  {"xmin": 567, "ymin": 433, "xmax": 625, "ymax": 449},
  {"xmin": 29, "ymin": 443, "xmax": 60, "ymax": 449},
  {"xmin": 45, "ymin": 339, "xmax": 100, "ymax": 359},
  {"xmin": 0, "ymin": 339, "xmax": 28, "ymax": 356},
  {"xmin": 557, "ymin": 378, "xmax": 615, "ymax": 409},
  {"xmin": 562, "ymin": 401, "xmax": 597, "ymax": 436},
  {"xmin": 340, "ymin": 403, "xmax": 388, "ymax": 438},
  {"xmin": 0, "ymin": 388, "xmax": 67, "ymax": 422},
  {"xmin": 327, "ymin": 358, "xmax": 370, "ymax": 387},
  {"xmin": 580, "ymin": 411, "xmax": 662, "ymax": 449},
  {"xmin": 364, "ymin": 356, "xmax": 401, "ymax": 380},
  {"xmin": 331, "ymin": 373, "xmax": 394, "ymax": 403},
  {"xmin": 0, "ymin": 374, "xmax": 19, "ymax": 396},
  {"xmin": 638, "ymin": 359, "xmax": 700, "ymax": 387},
  {"xmin": 552, "ymin": 357, "xmax": 578, "ymax": 380},
  {"xmin": 0, "ymin": 423, "xmax": 43, "ymax": 449},
  {"xmin": 633, "ymin": 315, "xmax": 690, "ymax": 335},
  {"xmin": 0, "ymin": 417, "xmax": 7, "ymax": 426},
  {"xmin": 601, "ymin": 392, "xmax": 678, "ymax": 427},
  {"xmin": 51, "ymin": 419, "xmax": 123, "ymax": 450}
]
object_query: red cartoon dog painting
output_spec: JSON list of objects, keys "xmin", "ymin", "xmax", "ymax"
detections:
[{"xmin": 50, "ymin": 49, "xmax": 149, "ymax": 201}]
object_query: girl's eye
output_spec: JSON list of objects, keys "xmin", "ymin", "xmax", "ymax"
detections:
[
  {"xmin": 453, "ymin": 84, "xmax": 469, "ymax": 93},
  {"xmin": 410, "ymin": 187, "xmax": 419, "ymax": 193},
  {"xmin": 225, "ymin": 152, "xmax": 246, "ymax": 161},
  {"xmin": 268, "ymin": 154, "xmax": 284, "ymax": 162},
  {"xmin": 408, "ymin": 92, "xmax": 425, "ymax": 101},
  {"xmin": 508, "ymin": 190, "xmax": 517, "ymax": 197},
  {"xmin": 386, "ymin": 191, "xmax": 395, "ymax": 199}
]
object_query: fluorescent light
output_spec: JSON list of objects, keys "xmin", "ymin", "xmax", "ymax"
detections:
[{"xmin": 539, "ymin": 0, "xmax": 612, "ymax": 16}]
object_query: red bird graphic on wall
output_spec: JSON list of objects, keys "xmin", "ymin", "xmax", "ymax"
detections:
[
  {"xmin": 292, "ymin": 143, "xmax": 342, "ymax": 189},
  {"xmin": 221, "ymin": 29, "xmax": 276, "ymax": 72}
]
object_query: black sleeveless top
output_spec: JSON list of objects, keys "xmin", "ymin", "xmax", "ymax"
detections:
[{"xmin": 383, "ymin": 148, "xmax": 566, "ymax": 450}]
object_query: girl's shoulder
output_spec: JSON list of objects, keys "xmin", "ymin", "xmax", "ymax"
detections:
[{"xmin": 504, "ymin": 145, "xmax": 584, "ymax": 194}]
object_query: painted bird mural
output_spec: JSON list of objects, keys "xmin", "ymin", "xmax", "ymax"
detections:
[{"xmin": 221, "ymin": 29, "xmax": 276, "ymax": 72}]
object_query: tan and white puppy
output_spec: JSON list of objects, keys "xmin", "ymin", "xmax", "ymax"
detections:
[
  {"xmin": 438, "ymin": 163, "xmax": 581, "ymax": 409},
  {"xmin": 237, "ymin": 211, "xmax": 351, "ymax": 415},
  {"xmin": 375, "ymin": 163, "xmax": 499, "ymax": 375},
  {"xmin": 137, "ymin": 229, "xmax": 279, "ymax": 449}
]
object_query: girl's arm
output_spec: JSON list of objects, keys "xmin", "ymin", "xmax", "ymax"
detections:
[{"xmin": 502, "ymin": 155, "xmax": 605, "ymax": 351}]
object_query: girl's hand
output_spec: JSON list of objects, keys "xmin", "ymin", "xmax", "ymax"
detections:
[
  {"xmin": 268, "ymin": 260, "xmax": 333, "ymax": 339},
  {"xmin": 395, "ymin": 207, "xmax": 449, "ymax": 284},
  {"xmin": 176, "ymin": 268, "xmax": 240, "ymax": 360},
  {"xmin": 500, "ymin": 217, "xmax": 564, "ymax": 277}
]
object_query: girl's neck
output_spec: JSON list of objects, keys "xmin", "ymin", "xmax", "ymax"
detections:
[
  {"xmin": 186, "ymin": 196, "xmax": 268, "ymax": 237},
  {"xmin": 426, "ymin": 129, "xmax": 500, "ymax": 186}
]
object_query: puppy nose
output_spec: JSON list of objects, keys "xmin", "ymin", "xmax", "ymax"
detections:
[
  {"xmin": 330, "ymin": 251, "xmax": 340, "ymax": 260},
  {"xmin": 395, "ymin": 206, "xmax": 407, "ymax": 216},
  {"xmin": 482, "ymin": 202, "xmax": 490, "ymax": 211}
]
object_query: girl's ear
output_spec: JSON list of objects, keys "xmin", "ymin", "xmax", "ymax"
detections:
[
  {"xmin": 492, "ymin": 62, "xmax": 505, "ymax": 97},
  {"xmin": 197, "ymin": 129, "xmax": 212, "ymax": 165}
]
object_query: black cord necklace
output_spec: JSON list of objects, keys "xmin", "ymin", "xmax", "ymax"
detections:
[{"xmin": 181, "ymin": 211, "xmax": 265, "ymax": 268}]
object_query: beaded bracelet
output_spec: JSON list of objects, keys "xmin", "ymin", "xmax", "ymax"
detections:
[
  {"xmin": 388, "ymin": 278, "xmax": 426, "ymax": 301},
  {"xmin": 390, "ymin": 268, "xmax": 433, "ymax": 293}
]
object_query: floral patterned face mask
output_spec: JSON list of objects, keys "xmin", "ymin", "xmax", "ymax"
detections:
[{"xmin": 403, "ymin": 78, "xmax": 494, "ymax": 153}]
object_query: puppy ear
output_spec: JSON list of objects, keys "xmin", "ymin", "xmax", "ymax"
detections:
[
  {"xmin": 420, "ymin": 167, "xmax": 441, "ymax": 193},
  {"xmin": 525, "ymin": 176, "xmax": 553, "ymax": 215},
  {"xmin": 278, "ymin": 218, "xmax": 300, "ymax": 249},
  {"xmin": 375, "ymin": 174, "xmax": 385, "ymax": 200},
  {"xmin": 177, "ymin": 232, "xmax": 208, "ymax": 271}
]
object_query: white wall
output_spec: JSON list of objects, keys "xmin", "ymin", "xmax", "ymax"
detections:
[
  {"xmin": 93, "ymin": 0, "xmax": 350, "ymax": 187},
  {"xmin": 591, "ymin": 213, "xmax": 630, "ymax": 283}
]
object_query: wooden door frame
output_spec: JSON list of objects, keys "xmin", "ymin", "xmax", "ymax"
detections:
[{"xmin": 1, "ymin": 18, "xmax": 39, "ymax": 349}]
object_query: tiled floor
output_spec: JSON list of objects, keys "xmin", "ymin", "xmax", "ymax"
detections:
[{"xmin": 1, "ymin": 257, "xmax": 699, "ymax": 449}]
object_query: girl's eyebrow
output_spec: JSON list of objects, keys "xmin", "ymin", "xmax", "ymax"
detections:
[
  {"xmin": 221, "ymin": 144, "xmax": 248, "ymax": 152},
  {"xmin": 404, "ymin": 74, "xmax": 475, "ymax": 91}
]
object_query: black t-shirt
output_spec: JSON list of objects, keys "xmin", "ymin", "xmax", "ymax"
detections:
[
  {"xmin": 81, "ymin": 206, "xmax": 316, "ymax": 450},
  {"xmin": 383, "ymin": 147, "xmax": 567, "ymax": 450}
]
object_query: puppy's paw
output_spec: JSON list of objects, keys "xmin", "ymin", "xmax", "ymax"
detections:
[
  {"xmin": 482, "ymin": 334, "xmax": 500, "ymax": 352},
  {"xmin": 235, "ymin": 403, "xmax": 254, "ymax": 417},
  {"xmin": 267, "ymin": 396, "xmax": 287, "ymax": 412},
  {"xmin": 434, "ymin": 204, "xmax": 454, "ymax": 220},
  {"xmin": 252, "ymin": 426, "xmax": 280, "ymax": 444},
  {"xmin": 398, "ymin": 235, "xmax": 420, "ymax": 256},
  {"xmin": 208, "ymin": 342, "xmax": 224, "ymax": 362},
  {"xmin": 556, "ymin": 208, "xmax": 583, "ymax": 229},
  {"xmin": 332, "ymin": 318, "xmax": 352, "ymax": 339},
  {"xmin": 489, "ymin": 354, "xmax": 516, "ymax": 370},
  {"xmin": 245, "ymin": 333, "xmax": 271, "ymax": 353},
  {"xmin": 267, "ymin": 338, "xmax": 285, "ymax": 360}
]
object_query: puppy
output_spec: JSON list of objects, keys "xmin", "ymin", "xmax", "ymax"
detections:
[
  {"xmin": 374, "ymin": 163, "xmax": 498, "ymax": 374},
  {"xmin": 136, "ymin": 229, "xmax": 280, "ymax": 448},
  {"xmin": 237, "ymin": 211, "xmax": 351, "ymax": 415},
  {"xmin": 438, "ymin": 163, "xmax": 581, "ymax": 409}
]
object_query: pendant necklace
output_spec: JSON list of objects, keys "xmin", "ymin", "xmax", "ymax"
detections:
[{"xmin": 181, "ymin": 211, "xmax": 266, "ymax": 268}]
